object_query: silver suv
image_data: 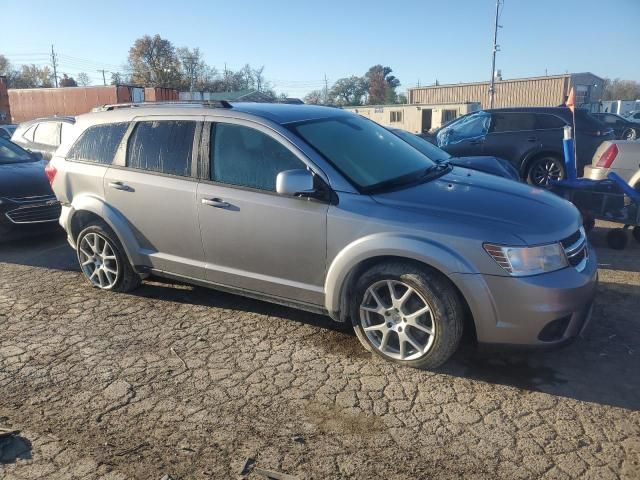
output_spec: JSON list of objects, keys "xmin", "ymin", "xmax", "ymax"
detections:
[{"xmin": 47, "ymin": 102, "xmax": 597, "ymax": 368}]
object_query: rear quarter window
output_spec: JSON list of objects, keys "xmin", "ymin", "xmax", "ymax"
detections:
[{"xmin": 67, "ymin": 123, "xmax": 129, "ymax": 164}]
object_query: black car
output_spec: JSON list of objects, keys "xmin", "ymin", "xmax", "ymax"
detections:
[
  {"xmin": 11, "ymin": 116, "xmax": 75, "ymax": 161},
  {"xmin": 0, "ymin": 124, "xmax": 17, "ymax": 139},
  {"xmin": 592, "ymin": 113, "xmax": 639, "ymax": 141},
  {"xmin": 432, "ymin": 107, "xmax": 614, "ymax": 185},
  {"xmin": 390, "ymin": 128, "xmax": 520, "ymax": 181},
  {"xmin": 0, "ymin": 138, "xmax": 61, "ymax": 240}
]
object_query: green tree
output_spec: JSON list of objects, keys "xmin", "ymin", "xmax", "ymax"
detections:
[
  {"xmin": 329, "ymin": 76, "xmax": 367, "ymax": 106},
  {"xmin": 128, "ymin": 34, "xmax": 181, "ymax": 87},
  {"xmin": 9, "ymin": 64, "xmax": 53, "ymax": 88}
]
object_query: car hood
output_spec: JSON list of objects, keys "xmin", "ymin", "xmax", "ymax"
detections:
[
  {"xmin": 448, "ymin": 155, "xmax": 519, "ymax": 180},
  {"xmin": 371, "ymin": 167, "xmax": 580, "ymax": 245},
  {"xmin": 0, "ymin": 160, "xmax": 53, "ymax": 199}
]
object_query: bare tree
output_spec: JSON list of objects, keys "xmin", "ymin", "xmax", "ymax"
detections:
[
  {"xmin": 304, "ymin": 90, "xmax": 324, "ymax": 105},
  {"xmin": 77, "ymin": 72, "xmax": 91, "ymax": 86},
  {"xmin": 602, "ymin": 78, "xmax": 640, "ymax": 101}
]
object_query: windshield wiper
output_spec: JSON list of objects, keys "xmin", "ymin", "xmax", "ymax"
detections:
[{"xmin": 363, "ymin": 163, "xmax": 452, "ymax": 194}]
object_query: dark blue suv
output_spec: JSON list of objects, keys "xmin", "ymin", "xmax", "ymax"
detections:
[{"xmin": 434, "ymin": 107, "xmax": 614, "ymax": 185}]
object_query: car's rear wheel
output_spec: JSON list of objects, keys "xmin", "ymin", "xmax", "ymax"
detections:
[
  {"xmin": 76, "ymin": 221, "xmax": 140, "ymax": 292},
  {"xmin": 622, "ymin": 128, "xmax": 637, "ymax": 141},
  {"xmin": 351, "ymin": 262, "xmax": 464, "ymax": 369},
  {"xmin": 526, "ymin": 155, "xmax": 565, "ymax": 185}
]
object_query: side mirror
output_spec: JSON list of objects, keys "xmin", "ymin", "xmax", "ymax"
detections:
[{"xmin": 276, "ymin": 169, "xmax": 315, "ymax": 196}]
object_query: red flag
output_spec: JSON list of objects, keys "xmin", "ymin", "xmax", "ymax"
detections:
[{"xmin": 566, "ymin": 87, "xmax": 575, "ymax": 113}]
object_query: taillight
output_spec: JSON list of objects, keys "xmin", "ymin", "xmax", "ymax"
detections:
[
  {"xmin": 596, "ymin": 144, "xmax": 618, "ymax": 168},
  {"xmin": 44, "ymin": 163, "xmax": 57, "ymax": 185}
]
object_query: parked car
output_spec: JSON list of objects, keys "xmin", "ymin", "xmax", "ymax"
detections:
[
  {"xmin": 48, "ymin": 103, "xmax": 596, "ymax": 368},
  {"xmin": 389, "ymin": 128, "xmax": 520, "ymax": 181},
  {"xmin": 592, "ymin": 113, "xmax": 640, "ymax": 140},
  {"xmin": 11, "ymin": 116, "xmax": 76, "ymax": 161},
  {"xmin": 623, "ymin": 110, "xmax": 640, "ymax": 123},
  {"xmin": 433, "ymin": 107, "xmax": 614, "ymax": 185},
  {"xmin": 0, "ymin": 124, "xmax": 17, "ymax": 139},
  {"xmin": 584, "ymin": 140, "xmax": 640, "ymax": 190},
  {"xmin": 0, "ymin": 138, "xmax": 61, "ymax": 240}
]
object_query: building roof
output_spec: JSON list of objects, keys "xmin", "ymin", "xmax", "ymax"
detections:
[{"xmin": 408, "ymin": 72, "xmax": 603, "ymax": 91}]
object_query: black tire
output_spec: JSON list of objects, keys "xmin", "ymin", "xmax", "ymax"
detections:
[
  {"xmin": 76, "ymin": 220, "xmax": 141, "ymax": 292},
  {"xmin": 351, "ymin": 261, "xmax": 464, "ymax": 369},
  {"xmin": 606, "ymin": 229, "xmax": 628, "ymax": 250},
  {"xmin": 633, "ymin": 226, "xmax": 640, "ymax": 243},
  {"xmin": 526, "ymin": 155, "xmax": 565, "ymax": 186},
  {"xmin": 622, "ymin": 128, "xmax": 637, "ymax": 141}
]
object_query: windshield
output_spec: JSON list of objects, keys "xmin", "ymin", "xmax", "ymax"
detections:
[
  {"xmin": 0, "ymin": 139, "xmax": 37, "ymax": 164},
  {"xmin": 289, "ymin": 115, "xmax": 435, "ymax": 190},
  {"xmin": 391, "ymin": 129, "xmax": 451, "ymax": 162}
]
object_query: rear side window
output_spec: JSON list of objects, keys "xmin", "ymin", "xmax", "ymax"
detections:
[
  {"xmin": 34, "ymin": 122, "xmax": 61, "ymax": 146},
  {"xmin": 212, "ymin": 123, "xmax": 303, "ymax": 191},
  {"xmin": 127, "ymin": 120, "xmax": 196, "ymax": 177},
  {"xmin": 67, "ymin": 122, "xmax": 128, "ymax": 164},
  {"xmin": 22, "ymin": 125, "xmax": 37, "ymax": 142},
  {"xmin": 490, "ymin": 113, "xmax": 536, "ymax": 133},
  {"xmin": 536, "ymin": 114, "xmax": 566, "ymax": 129}
]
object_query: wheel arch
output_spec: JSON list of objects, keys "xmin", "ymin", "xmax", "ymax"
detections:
[
  {"xmin": 325, "ymin": 235, "xmax": 478, "ymax": 340},
  {"xmin": 520, "ymin": 149, "xmax": 564, "ymax": 178},
  {"xmin": 66, "ymin": 195, "xmax": 145, "ymax": 268}
]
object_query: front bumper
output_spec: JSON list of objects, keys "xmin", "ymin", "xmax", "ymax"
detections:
[
  {"xmin": 451, "ymin": 246, "xmax": 598, "ymax": 347},
  {"xmin": 0, "ymin": 195, "xmax": 62, "ymax": 239}
]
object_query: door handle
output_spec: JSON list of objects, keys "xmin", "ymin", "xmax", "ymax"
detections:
[
  {"xmin": 108, "ymin": 181, "xmax": 131, "ymax": 191},
  {"xmin": 201, "ymin": 197, "xmax": 230, "ymax": 208}
]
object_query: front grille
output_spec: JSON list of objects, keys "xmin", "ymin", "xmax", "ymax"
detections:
[
  {"xmin": 7, "ymin": 194, "xmax": 57, "ymax": 204},
  {"xmin": 6, "ymin": 202, "xmax": 61, "ymax": 224},
  {"xmin": 561, "ymin": 228, "xmax": 588, "ymax": 272}
]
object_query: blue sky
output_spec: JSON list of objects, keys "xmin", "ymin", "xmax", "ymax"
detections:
[{"xmin": 2, "ymin": 0, "xmax": 639, "ymax": 97}]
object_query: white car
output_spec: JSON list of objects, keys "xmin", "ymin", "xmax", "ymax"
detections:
[{"xmin": 584, "ymin": 140, "xmax": 640, "ymax": 190}]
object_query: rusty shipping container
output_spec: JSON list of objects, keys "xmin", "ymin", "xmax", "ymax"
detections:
[
  {"xmin": 0, "ymin": 76, "xmax": 10, "ymax": 124},
  {"xmin": 8, "ymin": 85, "xmax": 178, "ymax": 123}
]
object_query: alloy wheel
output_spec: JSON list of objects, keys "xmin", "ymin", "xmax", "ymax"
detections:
[
  {"xmin": 623, "ymin": 129, "xmax": 637, "ymax": 141},
  {"xmin": 359, "ymin": 280, "xmax": 436, "ymax": 361},
  {"xmin": 78, "ymin": 232, "xmax": 119, "ymax": 289},
  {"xmin": 531, "ymin": 158, "xmax": 563, "ymax": 185}
]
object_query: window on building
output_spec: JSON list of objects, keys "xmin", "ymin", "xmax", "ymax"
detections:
[
  {"xmin": 390, "ymin": 111, "xmax": 403, "ymax": 123},
  {"xmin": 33, "ymin": 122, "xmax": 61, "ymax": 146},
  {"xmin": 212, "ymin": 123, "xmax": 303, "ymax": 191},
  {"xmin": 127, "ymin": 120, "xmax": 196, "ymax": 177},
  {"xmin": 441, "ymin": 110, "xmax": 457, "ymax": 123},
  {"xmin": 68, "ymin": 123, "xmax": 129, "ymax": 164}
]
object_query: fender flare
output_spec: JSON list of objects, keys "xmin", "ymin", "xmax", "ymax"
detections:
[
  {"xmin": 66, "ymin": 195, "xmax": 145, "ymax": 267},
  {"xmin": 323, "ymin": 233, "xmax": 477, "ymax": 315}
]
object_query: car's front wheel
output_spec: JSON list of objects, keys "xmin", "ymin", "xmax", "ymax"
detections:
[
  {"xmin": 351, "ymin": 262, "xmax": 464, "ymax": 369},
  {"xmin": 76, "ymin": 221, "xmax": 141, "ymax": 292},
  {"xmin": 526, "ymin": 155, "xmax": 565, "ymax": 185},
  {"xmin": 622, "ymin": 128, "xmax": 637, "ymax": 141}
]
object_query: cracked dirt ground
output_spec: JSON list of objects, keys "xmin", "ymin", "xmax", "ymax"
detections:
[{"xmin": 0, "ymin": 224, "xmax": 639, "ymax": 479}]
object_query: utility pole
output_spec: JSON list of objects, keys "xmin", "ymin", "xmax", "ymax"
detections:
[
  {"xmin": 97, "ymin": 69, "xmax": 107, "ymax": 86},
  {"xmin": 323, "ymin": 74, "xmax": 328, "ymax": 104},
  {"xmin": 50, "ymin": 44, "xmax": 58, "ymax": 88},
  {"xmin": 488, "ymin": 0, "xmax": 501, "ymax": 109}
]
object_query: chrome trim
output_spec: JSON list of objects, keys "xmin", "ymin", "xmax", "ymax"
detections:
[
  {"xmin": 5, "ymin": 201, "xmax": 61, "ymax": 224},
  {"xmin": 562, "ymin": 228, "xmax": 588, "ymax": 273}
]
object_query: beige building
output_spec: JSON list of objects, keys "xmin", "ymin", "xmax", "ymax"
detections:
[
  {"xmin": 408, "ymin": 73, "xmax": 604, "ymax": 109},
  {"xmin": 344, "ymin": 102, "xmax": 481, "ymax": 134}
]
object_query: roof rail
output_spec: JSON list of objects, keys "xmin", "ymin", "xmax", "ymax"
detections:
[{"xmin": 91, "ymin": 100, "xmax": 233, "ymax": 112}]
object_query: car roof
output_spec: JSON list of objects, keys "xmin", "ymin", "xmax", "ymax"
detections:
[
  {"xmin": 76, "ymin": 102, "xmax": 349, "ymax": 127},
  {"xmin": 484, "ymin": 107, "xmax": 578, "ymax": 114},
  {"xmin": 19, "ymin": 116, "xmax": 76, "ymax": 127}
]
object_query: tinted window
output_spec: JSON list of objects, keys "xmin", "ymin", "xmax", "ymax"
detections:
[
  {"xmin": 291, "ymin": 115, "xmax": 436, "ymax": 190},
  {"xmin": 67, "ymin": 123, "xmax": 128, "ymax": 164},
  {"xmin": 0, "ymin": 138, "xmax": 35, "ymax": 164},
  {"xmin": 491, "ymin": 113, "xmax": 536, "ymax": 133},
  {"xmin": 212, "ymin": 123, "xmax": 303, "ymax": 191},
  {"xmin": 34, "ymin": 122, "xmax": 61, "ymax": 146},
  {"xmin": 536, "ymin": 114, "xmax": 566, "ymax": 129},
  {"xmin": 127, "ymin": 120, "xmax": 196, "ymax": 177}
]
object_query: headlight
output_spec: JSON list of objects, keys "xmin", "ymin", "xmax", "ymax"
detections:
[{"xmin": 484, "ymin": 243, "xmax": 568, "ymax": 276}]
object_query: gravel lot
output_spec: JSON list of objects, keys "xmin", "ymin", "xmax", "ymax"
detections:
[{"xmin": 1, "ymin": 224, "xmax": 639, "ymax": 479}]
